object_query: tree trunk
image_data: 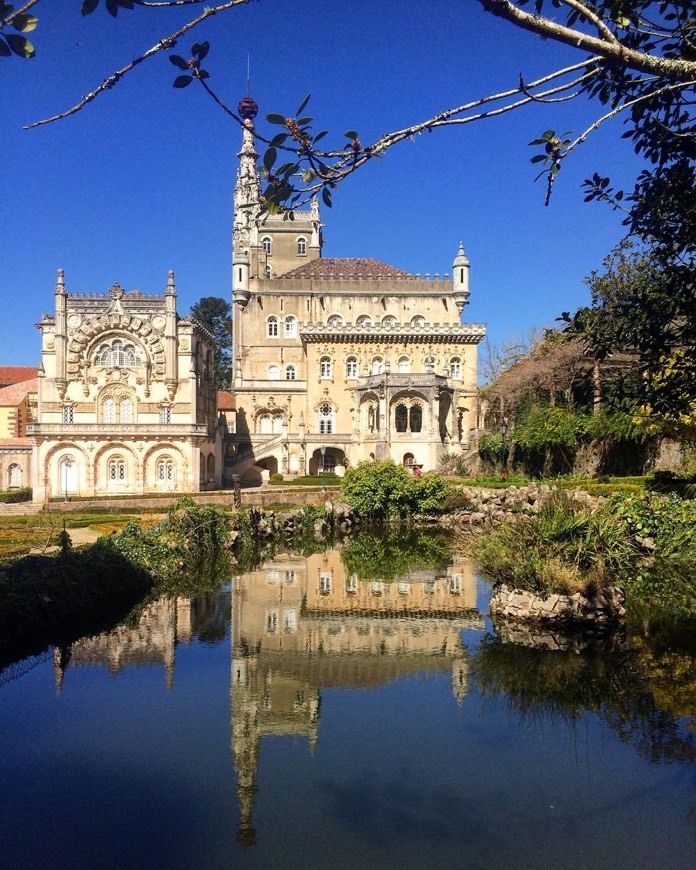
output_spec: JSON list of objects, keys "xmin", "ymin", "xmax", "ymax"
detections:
[{"xmin": 593, "ymin": 358, "xmax": 602, "ymax": 415}]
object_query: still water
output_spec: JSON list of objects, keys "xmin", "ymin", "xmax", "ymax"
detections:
[{"xmin": 2, "ymin": 532, "xmax": 696, "ymax": 869}]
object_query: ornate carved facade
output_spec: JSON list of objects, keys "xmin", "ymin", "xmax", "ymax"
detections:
[
  {"xmin": 229, "ymin": 100, "xmax": 486, "ymax": 482},
  {"xmin": 30, "ymin": 272, "xmax": 221, "ymax": 502}
]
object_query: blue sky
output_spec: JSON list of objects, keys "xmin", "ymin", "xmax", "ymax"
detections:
[{"xmin": 2, "ymin": 0, "xmax": 644, "ymax": 367}]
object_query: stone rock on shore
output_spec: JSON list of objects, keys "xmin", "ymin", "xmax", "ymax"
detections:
[{"xmin": 490, "ymin": 583, "xmax": 625, "ymax": 627}]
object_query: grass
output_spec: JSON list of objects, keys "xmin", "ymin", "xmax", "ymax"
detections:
[{"xmin": 0, "ymin": 510, "xmax": 163, "ymax": 559}]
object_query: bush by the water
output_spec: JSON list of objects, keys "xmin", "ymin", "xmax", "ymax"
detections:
[
  {"xmin": 475, "ymin": 490, "xmax": 696, "ymax": 618},
  {"xmin": 340, "ymin": 460, "xmax": 452, "ymax": 519}
]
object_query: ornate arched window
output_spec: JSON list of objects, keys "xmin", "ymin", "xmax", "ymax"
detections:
[
  {"xmin": 398, "ymin": 356, "xmax": 410, "ymax": 374},
  {"xmin": 410, "ymin": 404, "xmax": 423, "ymax": 432},
  {"xmin": 424, "ymin": 356, "xmax": 436, "ymax": 373},
  {"xmin": 119, "ymin": 398, "xmax": 133, "ymax": 423},
  {"xmin": 108, "ymin": 456, "xmax": 126, "ymax": 485},
  {"xmin": 411, "ymin": 315, "xmax": 425, "ymax": 327},
  {"xmin": 319, "ymin": 356, "xmax": 332, "ymax": 379},
  {"xmin": 102, "ymin": 398, "xmax": 116, "ymax": 424},
  {"xmin": 371, "ymin": 356, "xmax": 384, "ymax": 375},
  {"xmin": 356, "ymin": 315, "xmax": 372, "ymax": 327},
  {"xmin": 268, "ymin": 364, "xmax": 280, "ymax": 380},
  {"xmin": 318, "ymin": 402, "xmax": 333, "ymax": 434},
  {"xmin": 450, "ymin": 357, "xmax": 462, "ymax": 379},
  {"xmin": 95, "ymin": 340, "xmax": 141, "ymax": 368},
  {"xmin": 262, "ymin": 236, "xmax": 272, "ymax": 255},
  {"xmin": 8, "ymin": 463, "xmax": 22, "ymax": 488},
  {"xmin": 403, "ymin": 453, "xmax": 415, "ymax": 468},
  {"xmin": 284, "ymin": 316, "xmax": 297, "ymax": 338},
  {"xmin": 395, "ymin": 404, "xmax": 408, "ymax": 432},
  {"xmin": 285, "ymin": 364, "xmax": 297, "ymax": 381},
  {"xmin": 157, "ymin": 457, "xmax": 175, "ymax": 485},
  {"xmin": 259, "ymin": 414, "xmax": 272, "ymax": 434},
  {"xmin": 346, "ymin": 356, "xmax": 358, "ymax": 379},
  {"xmin": 328, "ymin": 314, "xmax": 343, "ymax": 327},
  {"xmin": 267, "ymin": 315, "xmax": 279, "ymax": 338},
  {"xmin": 272, "ymin": 414, "xmax": 283, "ymax": 433},
  {"xmin": 382, "ymin": 315, "xmax": 397, "ymax": 327},
  {"xmin": 297, "ymin": 237, "xmax": 307, "ymax": 255}
]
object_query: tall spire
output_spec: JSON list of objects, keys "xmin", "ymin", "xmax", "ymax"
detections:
[{"xmin": 233, "ymin": 95, "xmax": 261, "ymax": 255}]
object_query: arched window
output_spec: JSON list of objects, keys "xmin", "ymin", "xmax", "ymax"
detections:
[
  {"xmin": 346, "ymin": 357, "xmax": 358, "ymax": 379},
  {"xmin": 411, "ymin": 315, "xmax": 425, "ymax": 327},
  {"xmin": 262, "ymin": 236, "xmax": 272, "ymax": 255},
  {"xmin": 119, "ymin": 398, "xmax": 133, "ymax": 423},
  {"xmin": 103, "ymin": 398, "xmax": 116, "ymax": 424},
  {"xmin": 8, "ymin": 463, "xmax": 22, "ymax": 488},
  {"xmin": 284, "ymin": 316, "xmax": 297, "ymax": 338},
  {"xmin": 395, "ymin": 404, "xmax": 408, "ymax": 433},
  {"xmin": 371, "ymin": 356, "xmax": 384, "ymax": 375},
  {"xmin": 398, "ymin": 356, "xmax": 410, "ymax": 374},
  {"xmin": 268, "ymin": 364, "xmax": 280, "ymax": 380},
  {"xmin": 319, "ymin": 356, "xmax": 332, "ymax": 379},
  {"xmin": 95, "ymin": 340, "xmax": 141, "ymax": 368},
  {"xmin": 382, "ymin": 315, "xmax": 397, "ymax": 327},
  {"xmin": 157, "ymin": 457, "xmax": 175, "ymax": 485},
  {"xmin": 424, "ymin": 356, "xmax": 436, "ymax": 373},
  {"xmin": 108, "ymin": 456, "xmax": 126, "ymax": 485},
  {"xmin": 285, "ymin": 365, "xmax": 297, "ymax": 381},
  {"xmin": 267, "ymin": 315, "xmax": 279, "ymax": 338},
  {"xmin": 272, "ymin": 415, "xmax": 283, "ymax": 433},
  {"xmin": 318, "ymin": 402, "xmax": 333, "ymax": 434},
  {"xmin": 328, "ymin": 314, "xmax": 343, "ymax": 327},
  {"xmin": 410, "ymin": 404, "xmax": 423, "ymax": 433},
  {"xmin": 297, "ymin": 237, "xmax": 307, "ymax": 255},
  {"xmin": 356, "ymin": 315, "xmax": 372, "ymax": 327},
  {"xmin": 450, "ymin": 357, "xmax": 462, "ymax": 379},
  {"xmin": 265, "ymin": 264, "xmax": 273, "ymax": 279},
  {"xmin": 403, "ymin": 453, "xmax": 415, "ymax": 468},
  {"xmin": 259, "ymin": 414, "xmax": 272, "ymax": 434}
]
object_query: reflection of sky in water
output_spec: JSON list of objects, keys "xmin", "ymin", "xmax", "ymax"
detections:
[{"xmin": 1, "ymin": 545, "xmax": 696, "ymax": 869}]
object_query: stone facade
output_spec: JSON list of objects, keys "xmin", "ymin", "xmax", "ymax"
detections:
[
  {"xmin": 0, "ymin": 374, "xmax": 37, "ymax": 491},
  {"xmin": 229, "ymin": 105, "xmax": 485, "ymax": 483},
  {"xmin": 29, "ymin": 271, "xmax": 222, "ymax": 502}
]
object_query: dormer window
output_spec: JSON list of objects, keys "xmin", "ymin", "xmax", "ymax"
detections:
[
  {"xmin": 328, "ymin": 314, "xmax": 343, "ymax": 327},
  {"xmin": 411, "ymin": 315, "xmax": 425, "ymax": 327},
  {"xmin": 297, "ymin": 237, "xmax": 307, "ymax": 256},
  {"xmin": 262, "ymin": 237, "xmax": 272, "ymax": 255},
  {"xmin": 356, "ymin": 315, "xmax": 372, "ymax": 327}
]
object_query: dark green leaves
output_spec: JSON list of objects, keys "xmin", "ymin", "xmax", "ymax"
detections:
[
  {"xmin": 81, "ymin": 0, "xmax": 135, "ymax": 17},
  {"xmin": 0, "ymin": 3, "xmax": 36, "ymax": 58},
  {"xmin": 266, "ymin": 113, "xmax": 287, "ymax": 125},
  {"xmin": 170, "ymin": 41, "xmax": 210, "ymax": 89}
]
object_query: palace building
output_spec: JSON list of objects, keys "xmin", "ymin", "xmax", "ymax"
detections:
[
  {"xmin": 228, "ymin": 98, "xmax": 485, "ymax": 483},
  {"xmin": 29, "ymin": 271, "xmax": 221, "ymax": 502}
]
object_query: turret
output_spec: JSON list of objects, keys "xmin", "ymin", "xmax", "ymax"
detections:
[
  {"xmin": 452, "ymin": 242, "xmax": 470, "ymax": 313},
  {"xmin": 233, "ymin": 249, "xmax": 251, "ymax": 308}
]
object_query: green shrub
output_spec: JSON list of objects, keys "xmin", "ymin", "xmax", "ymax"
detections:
[
  {"xmin": 478, "ymin": 433, "xmax": 507, "ymax": 464},
  {"xmin": 0, "ymin": 488, "xmax": 32, "ymax": 504},
  {"xmin": 341, "ymin": 460, "xmax": 452, "ymax": 519},
  {"xmin": 269, "ymin": 472, "xmax": 284, "ymax": 483}
]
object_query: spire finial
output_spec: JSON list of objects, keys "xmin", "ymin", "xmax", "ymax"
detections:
[{"xmin": 166, "ymin": 269, "xmax": 176, "ymax": 295}]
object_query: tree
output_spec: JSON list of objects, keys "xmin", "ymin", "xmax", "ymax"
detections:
[
  {"xmin": 190, "ymin": 296, "xmax": 232, "ymax": 390},
  {"xmin": 565, "ymin": 241, "xmax": 696, "ymax": 423}
]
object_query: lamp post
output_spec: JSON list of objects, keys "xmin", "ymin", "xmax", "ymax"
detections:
[
  {"xmin": 320, "ymin": 444, "xmax": 326, "ymax": 493},
  {"xmin": 62, "ymin": 456, "xmax": 74, "ymax": 503}
]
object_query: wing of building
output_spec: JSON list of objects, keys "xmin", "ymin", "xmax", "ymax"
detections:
[
  {"xmin": 29, "ymin": 272, "xmax": 221, "ymax": 502},
  {"xmin": 227, "ymin": 98, "xmax": 486, "ymax": 483}
]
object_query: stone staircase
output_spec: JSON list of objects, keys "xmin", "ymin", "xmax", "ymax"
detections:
[{"xmin": 0, "ymin": 501, "xmax": 44, "ymax": 516}]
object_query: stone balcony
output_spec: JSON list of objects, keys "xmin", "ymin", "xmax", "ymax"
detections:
[{"xmin": 27, "ymin": 423, "xmax": 209, "ymax": 438}]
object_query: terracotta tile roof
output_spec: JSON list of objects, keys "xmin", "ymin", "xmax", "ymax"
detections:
[
  {"xmin": 0, "ymin": 438, "xmax": 32, "ymax": 447},
  {"xmin": 0, "ymin": 366, "xmax": 38, "ymax": 386},
  {"xmin": 280, "ymin": 258, "xmax": 412, "ymax": 280},
  {"xmin": 0, "ymin": 378, "xmax": 38, "ymax": 406},
  {"xmin": 217, "ymin": 390, "xmax": 236, "ymax": 410}
]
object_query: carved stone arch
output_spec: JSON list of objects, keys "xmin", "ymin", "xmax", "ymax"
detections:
[
  {"xmin": 142, "ymin": 441, "xmax": 186, "ymax": 466},
  {"xmin": 93, "ymin": 441, "xmax": 138, "ymax": 466},
  {"xmin": 67, "ymin": 315, "xmax": 166, "ymax": 377},
  {"xmin": 43, "ymin": 440, "xmax": 89, "ymax": 467}
]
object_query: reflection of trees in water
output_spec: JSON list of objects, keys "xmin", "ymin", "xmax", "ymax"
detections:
[
  {"xmin": 340, "ymin": 527, "xmax": 454, "ymax": 581},
  {"xmin": 471, "ymin": 634, "xmax": 696, "ymax": 767}
]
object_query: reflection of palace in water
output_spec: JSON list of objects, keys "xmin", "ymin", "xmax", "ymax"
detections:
[
  {"xmin": 231, "ymin": 549, "xmax": 482, "ymax": 846},
  {"xmin": 51, "ymin": 593, "xmax": 229, "ymax": 692}
]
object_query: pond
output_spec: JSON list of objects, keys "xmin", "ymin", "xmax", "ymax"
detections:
[{"xmin": 2, "ymin": 530, "xmax": 696, "ymax": 869}]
